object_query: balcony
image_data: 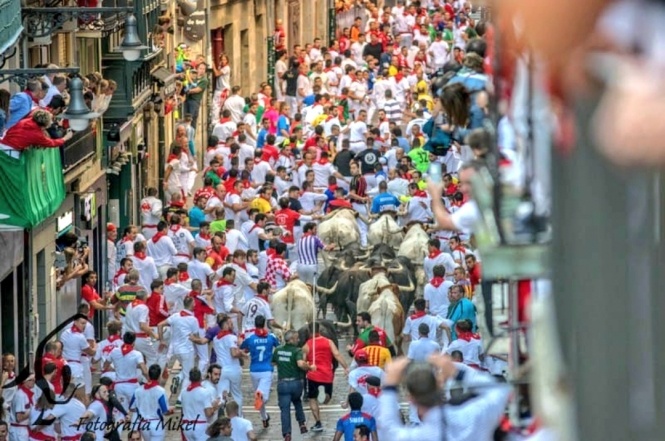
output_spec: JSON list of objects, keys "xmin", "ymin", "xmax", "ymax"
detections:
[{"xmin": 62, "ymin": 127, "xmax": 96, "ymax": 173}]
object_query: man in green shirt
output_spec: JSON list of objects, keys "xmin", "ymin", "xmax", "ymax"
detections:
[
  {"xmin": 272, "ymin": 330, "xmax": 310, "ymax": 440},
  {"xmin": 204, "ymin": 159, "xmax": 223, "ymax": 186},
  {"xmin": 184, "ymin": 62, "xmax": 208, "ymax": 130},
  {"xmin": 408, "ymin": 139, "xmax": 430, "ymax": 174}
]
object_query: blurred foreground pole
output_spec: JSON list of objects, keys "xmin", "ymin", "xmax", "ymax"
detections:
[{"xmin": 552, "ymin": 97, "xmax": 665, "ymax": 440}]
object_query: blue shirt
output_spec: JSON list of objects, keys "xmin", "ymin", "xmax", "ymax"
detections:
[
  {"xmin": 397, "ymin": 136, "xmax": 411, "ymax": 153},
  {"xmin": 371, "ymin": 192, "xmax": 400, "ymax": 214},
  {"xmin": 324, "ymin": 186, "xmax": 346, "ymax": 212},
  {"xmin": 6, "ymin": 92, "xmax": 33, "ymax": 131},
  {"xmin": 336, "ymin": 410, "xmax": 376, "ymax": 441},
  {"xmin": 277, "ymin": 115, "xmax": 290, "ymax": 136},
  {"xmin": 303, "ymin": 94, "xmax": 316, "ymax": 107},
  {"xmin": 257, "ymin": 128, "xmax": 269, "ymax": 148},
  {"xmin": 240, "ymin": 332, "xmax": 280, "ymax": 372},
  {"xmin": 188, "ymin": 206, "xmax": 206, "ymax": 233}
]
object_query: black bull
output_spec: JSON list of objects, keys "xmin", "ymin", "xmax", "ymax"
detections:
[{"xmin": 315, "ymin": 245, "xmax": 418, "ymax": 329}]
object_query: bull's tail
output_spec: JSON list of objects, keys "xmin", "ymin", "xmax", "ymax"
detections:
[{"xmin": 286, "ymin": 284, "xmax": 294, "ymax": 330}]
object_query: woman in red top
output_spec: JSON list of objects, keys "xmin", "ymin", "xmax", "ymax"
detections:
[
  {"xmin": 302, "ymin": 323, "xmax": 349, "ymax": 432},
  {"xmin": 1, "ymin": 109, "xmax": 73, "ymax": 154}
]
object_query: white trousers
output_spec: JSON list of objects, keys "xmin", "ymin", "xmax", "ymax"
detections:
[
  {"xmin": 181, "ymin": 421, "xmax": 208, "ymax": 441},
  {"xmin": 220, "ymin": 369, "xmax": 243, "ymax": 412},
  {"xmin": 115, "ymin": 381, "xmax": 138, "ymax": 409},
  {"xmin": 142, "ymin": 226, "xmax": 157, "ymax": 240},
  {"xmin": 140, "ymin": 419, "xmax": 165, "ymax": 441},
  {"xmin": 251, "ymin": 371, "xmax": 273, "ymax": 420},
  {"xmin": 9, "ymin": 426, "xmax": 28, "ymax": 441},
  {"xmin": 353, "ymin": 203, "xmax": 368, "ymax": 247},
  {"xmin": 174, "ymin": 351, "xmax": 196, "ymax": 401},
  {"xmin": 81, "ymin": 356, "xmax": 92, "ymax": 394},
  {"xmin": 195, "ymin": 328, "xmax": 209, "ymax": 372},
  {"xmin": 296, "ymin": 263, "xmax": 318, "ymax": 285}
]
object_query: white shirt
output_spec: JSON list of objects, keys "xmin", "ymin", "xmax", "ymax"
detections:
[
  {"xmin": 450, "ymin": 201, "xmax": 480, "ymax": 237},
  {"xmin": 241, "ymin": 295, "xmax": 272, "ymax": 333},
  {"xmin": 429, "ymin": 40, "xmax": 450, "ymax": 66},
  {"xmin": 348, "ymin": 120, "xmax": 368, "ymax": 144},
  {"xmin": 181, "ymin": 383, "xmax": 213, "ymax": 423},
  {"xmin": 213, "ymin": 332, "xmax": 242, "ymax": 372},
  {"xmin": 130, "ymin": 254, "xmax": 159, "ymax": 293},
  {"xmin": 231, "ymin": 415, "xmax": 254, "ymax": 441},
  {"xmin": 124, "ymin": 301, "xmax": 150, "ymax": 335},
  {"xmin": 52, "ymin": 398, "xmax": 86, "ymax": 439},
  {"xmin": 166, "ymin": 310, "xmax": 199, "ymax": 355},
  {"xmin": 407, "ymin": 337, "xmax": 441, "ymax": 362},
  {"xmin": 299, "ymin": 191, "xmax": 328, "ymax": 213},
  {"xmin": 423, "ymin": 252, "xmax": 456, "ymax": 282},
  {"xmin": 348, "ymin": 365, "xmax": 384, "ymax": 395},
  {"xmin": 60, "ymin": 326, "xmax": 90, "ymax": 363},
  {"xmin": 251, "ymin": 160, "xmax": 273, "ymax": 185},
  {"xmin": 424, "ymin": 281, "xmax": 454, "ymax": 318},
  {"xmin": 225, "ymin": 229, "xmax": 249, "ymax": 253},
  {"xmin": 9, "ymin": 385, "xmax": 31, "ymax": 424},
  {"xmin": 108, "ymin": 346, "xmax": 144, "ymax": 381},
  {"xmin": 205, "ymin": 195, "xmax": 224, "ymax": 222},
  {"xmin": 95, "ymin": 335, "xmax": 123, "ymax": 366},
  {"xmin": 147, "ymin": 234, "xmax": 177, "ymax": 267},
  {"xmin": 212, "ymin": 120, "xmax": 237, "ymax": 142},
  {"xmin": 131, "ymin": 383, "xmax": 170, "ymax": 420},
  {"xmin": 224, "ymin": 193, "xmax": 243, "ymax": 224},
  {"xmin": 165, "ymin": 158, "xmax": 182, "ymax": 189},
  {"xmin": 224, "ymin": 94, "xmax": 246, "ymax": 123},
  {"xmin": 403, "ymin": 313, "xmax": 444, "ymax": 341},
  {"xmin": 446, "ymin": 337, "xmax": 483, "ymax": 367},
  {"xmin": 140, "ymin": 196, "xmax": 163, "ymax": 227},
  {"xmin": 189, "ymin": 259, "xmax": 215, "ymax": 285},
  {"xmin": 312, "ymin": 161, "xmax": 336, "ymax": 188},
  {"xmin": 405, "ymin": 195, "xmax": 433, "ymax": 224},
  {"xmin": 213, "ymin": 281, "xmax": 236, "ymax": 313},
  {"xmin": 85, "ymin": 400, "xmax": 108, "ymax": 441},
  {"xmin": 246, "ymin": 224, "xmax": 264, "ymax": 251},
  {"xmin": 168, "ymin": 225, "xmax": 195, "ymax": 258},
  {"xmin": 220, "ymin": 263, "xmax": 254, "ymax": 304},
  {"xmin": 164, "ymin": 281, "xmax": 191, "ymax": 313}
]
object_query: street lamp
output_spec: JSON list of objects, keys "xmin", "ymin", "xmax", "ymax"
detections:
[
  {"xmin": 117, "ymin": 15, "xmax": 149, "ymax": 61},
  {"xmin": 63, "ymin": 77, "xmax": 100, "ymax": 131}
]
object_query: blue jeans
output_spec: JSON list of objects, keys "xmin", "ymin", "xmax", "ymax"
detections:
[{"xmin": 277, "ymin": 379, "xmax": 306, "ymax": 436}]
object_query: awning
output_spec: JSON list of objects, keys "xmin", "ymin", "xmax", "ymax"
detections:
[
  {"xmin": 0, "ymin": 148, "xmax": 66, "ymax": 229},
  {"xmin": 151, "ymin": 67, "xmax": 177, "ymax": 98}
]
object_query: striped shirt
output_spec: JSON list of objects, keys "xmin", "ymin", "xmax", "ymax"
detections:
[
  {"xmin": 297, "ymin": 234, "xmax": 324, "ymax": 265},
  {"xmin": 364, "ymin": 344, "xmax": 392, "ymax": 369},
  {"xmin": 383, "ymin": 98, "xmax": 403, "ymax": 123}
]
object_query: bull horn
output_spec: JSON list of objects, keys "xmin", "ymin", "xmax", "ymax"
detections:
[
  {"xmin": 396, "ymin": 279, "xmax": 416, "ymax": 292},
  {"xmin": 335, "ymin": 317, "xmax": 353, "ymax": 328},
  {"xmin": 387, "ymin": 262, "xmax": 404, "ymax": 273},
  {"xmin": 316, "ymin": 281, "xmax": 338, "ymax": 295}
]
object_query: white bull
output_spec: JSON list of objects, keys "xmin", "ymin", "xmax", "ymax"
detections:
[
  {"xmin": 318, "ymin": 209, "xmax": 360, "ymax": 250},
  {"xmin": 368, "ymin": 214, "xmax": 404, "ymax": 249},
  {"xmin": 271, "ymin": 280, "xmax": 314, "ymax": 331},
  {"xmin": 398, "ymin": 223, "xmax": 430, "ymax": 299},
  {"xmin": 357, "ymin": 273, "xmax": 405, "ymax": 348}
]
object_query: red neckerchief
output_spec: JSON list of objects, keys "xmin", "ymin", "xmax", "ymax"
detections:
[
  {"xmin": 71, "ymin": 324, "xmax": 83, "ymax": 333},
  {"xmin": 217, "ymin": 278, "xmax": 233, "ymax": 288},
  {"xmin": 254, "ymin": 157, "xmax": 263, "ymax": 164},
  {"xmin": 19, "ymin": 385, "xmax": 34, "ymax": 405},
  {"xmin": 428, "ymin": 249, "xmax": 441, "ymax": 259},
  {"xmin": 367, "ymin": 386, "xmax": 381, "ymax": 398},
  {"xmin": 217, "ymin": 329, "xmax": 233, "ymax": 339},
  {"xmin": 26, "ymin": 90, "xmax": 38, "ymax": 104},
  {"xmin": 186, "ymin": 381, "xmax": 202, "ymax": 392},
  {"xmin": 169, "ymin": 224, "xmax": 181, "ymax": 233},
  {"xmin": 170, "ymin": 200, "xmax": 185, "ymax": 208},
  {"xmin": 179, "ymin": 310, "xmax": 193, "ymax": 317},
  {"xmin": 167, "ymin": 153, "xmax": 179, "ymax": 162},
  {"xmin": 317, "ymin": 157, "xmax": 329, "ymax": 165},
  {"xmin": 454, "ymin": 246, "xmax": 468, "ymax": 255},
  {"xmin": 121, "ymin": 344, "xmax": 134, "ymax": 356},
  {"xmin": 234, "ymin": 261, "xmax": 247, "ymax": 271},
  {"xmin": 328, "ymin": 184, "xmax": 338, "ymax": 193},
  {"xmin": 456, "ymin": 330, "xmax": 480, "ymax": 342},
  {"xmin": 430, "ymin": 276, "xmax": 445, "ymax": 288},
  {"xmin": 220, "ymin": 117, "xmax": 231, "ymax": 124},
  {"xmin": 151, "ymin": 231, "xmax": 167, "ymax": 243},
  {"xmin": 144, "ymin": 380, "xmax": 160, "ymax": 390},
  {"xmin": 451, "ymin": 199, "xmax": 463, "ymax": 208},
  {"xmin": 266, "ymin": 248, "xmax": 277, "ymax": 258},
  {"xmin": 178, "ymin": 272, "xmax": 190, "ymax": 282},
  {"xmin": 134, "ymin": 251, "xmax": 147, "ymax": 260},
  {"xmin": 198, "ymin": 232, "xmax": 211, "ymax": 240},
  {"xmin": 164, "ymin": 278, "xmax": 176, "ymax": 286},
  {"xmin": 95, "ymin": 399, "xmax": 109, "ymax": 414},
  {"xmin": 255, "ymin": 328, "xmax": 269, "ymax": 337},
  {"xmin": 113, "ymin": 268, "xmax": 127, "ymax": 285},
  {"xmin": 413, "ymin": 190, "xmax": 427, "ymax": 198},
  {"xmin": 131, "ymin": 298, "xmax": 145, "ymax": 307},
  {"xmin": 410, "ymin": 310, "xmax": 427, "ymax": 320},
  {"xmin": 107, "ymin": 334, "xmax": 121, "ymax": 343},
  {"xmin": 256, "ymin": 294, "xmax": 269, "ymax": 303}
]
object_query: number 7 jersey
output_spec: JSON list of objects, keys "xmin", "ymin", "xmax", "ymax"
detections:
[{"xmin": 240, "ymin": 331, "xmax": 280, "ymax": 373}]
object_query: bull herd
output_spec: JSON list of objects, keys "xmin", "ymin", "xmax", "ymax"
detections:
[{"xmin": 271, "ymin": 209, "xmax": 432, "ymax": 351}]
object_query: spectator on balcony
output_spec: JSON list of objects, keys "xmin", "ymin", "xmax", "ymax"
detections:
[
  {"xmin": 183, "ymin": 62, "xmax": 208, "ymax": 132},
  {"xmin": 94, "ymin": 79, "xmax": 116, "ymax": 115},
  {"xmin": 45, "ymin": 96, "xmax": 67, "ymax": 139},
  {"xmin": 41, "ymin": 75, "xmax": 67, "ymax": 107},
  {"xmin": 0, "ymin": 89, "xmax": 9, "ymax": 135},
  {"xmin": 5, "ymin": 79, "xmax": 44, "ymax": 130},
  {"xmin": 0, "ymin": 109, "xmax": 73, "ymax": 158}
]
